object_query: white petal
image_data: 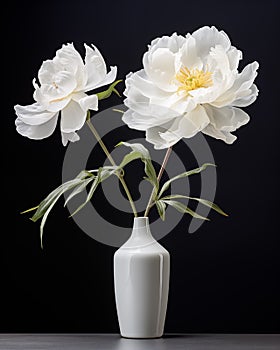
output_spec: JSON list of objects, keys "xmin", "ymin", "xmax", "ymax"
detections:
[
  {"xmin": 213, "ymin": 61, "xmax": 259, "ymax": 107},
  {"xmin": 232, "ymin": 84, "xmax": 259, "ymax": 107},
  {"xmin": 151, "ymin": 92, "xmax": 197, "ymax": 115},
  {"xmin": 144, "ymin": 48, "xmax": 178, "ymax": 92},
  {"xmin": 122, "ymin": 110, "xmax": 147, "ymax": 131},
  {"xmin": 124, "ymin": 70, "xmax": 195, "ymax": 114},
  {"xmin": 47, "ymin": 97, "xmax": 72, "ymax": 112},
  {"xmin": 61, "ymin": 131, "xmax": 80, "ymax": 146},
  {"xmin": 161, "ymin": 105, "xmax": 209, "ymax": 142},
  {"xmin": 60, "ymin": 100, "xmax": 87, "ymax": 133},
  {"xmin": 146, "ymin": 126, "xmax": 172, "ymax": 149},
  {"xmin": 192, "ymin": 26, "xmax": 231, "ymax": 58},
  {"xmin": 122, "ymin": 106, "xmax": 178, "ymax": 131},
  {"xmin": 124, "ymin": 83, "xmax": 150, "ymax": 110},
  {"xmin": 229, "ymin": 61, "xmax": 259, "ymax": 97},
  {"xmin": 187, "ymin": 45, "xmax": 235, "ymax": 105},
  {"xmin": 208, "ymin": 44, "xmax": 230, "ymax": 73},
  {"xmin": 33, "ymin": 87, "xmax": 50, "ymax": 108},
  {"xmin": 124, "ymin": 70, "xmax": 169, "ymax": 99},
  {"xmin": 202, "ymin": 124, "xmax": 237, "ymax": 144},
  {"xmin": 86, "ymin": 66, "xmax": 117, "ymax": 91},
  {"xmin": 53, "ymin": 43, "xmax": 86, "ymax": 88},
  {"xmin": 77, "ymin": 94, "xmax": 98, "ymax": 112},
  {"xmin": 179, "ymin": 34, "xmax": 203, "ymax": 70},
  {"xmin": 147, "ymin": 32, "xmax": 186, "ymax": 54},
  {"xmin": 84, "ymin": 44, "xmax": 107, "ymax": 90},
  {"xmin": 38, "ymin": 60, "xmax": 58, "ymax": 85},
  {"xmin": 34, "ymin": 71, "xmax": 77, "ymax": 104},
  {"xmin": 188, "ymin": 81, "xmax": 222, "ymax": 106},
  {"xmin": 146, "ymin": 119, "xmax": 182, "ymax": 149},
  {"xmin": 15, "ymin": 113, "xmax": 58, "ymax": 140},
  {"xmin": 124, "ymin": 74, "xmax": 178, "ymax": 120},
  {"xmin": 185, "ymin": 104, "xmax": 210, "ymax": 131},
  {"xmin": 33, "ymin": 86, "xmax": 72, "ymax": 112},
  {"xmin": 227, "ymin": 46, "xmax": 242, "ymax": 71},
  {"xmin": 14, "ymin": 103, "xmax": 56, "ymax": 125},
  {"xmin": 124, "ymin": 70, "xmax": 195, "ymax": 115},
  {"xmin": 151, "ymin": 105, "xmax": 209, "ymax": 147},
  {"xmin": 158, "ymin": 117, "xmax": 184, "ymax": 144},
  {"xmin": 204, "ymin": 104, "xmax": 250, "ymax": 132}
]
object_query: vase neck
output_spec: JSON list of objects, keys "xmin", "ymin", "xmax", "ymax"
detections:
[
  {"xmin": 133, "ymin": 217, "xmax": 149, "ymax": 230},
  {"xmin": 130, "ymin": 217, "xmax": 154, "ymax": 241}
]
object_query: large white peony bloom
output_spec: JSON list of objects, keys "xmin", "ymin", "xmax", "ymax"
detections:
[
  {"xmin": 123, "ymin": 26, "xmax": 259, "ymax": 149},
  {"xmin": 15, "ymin": 43, "xmax": 117, "ymax": 145}
]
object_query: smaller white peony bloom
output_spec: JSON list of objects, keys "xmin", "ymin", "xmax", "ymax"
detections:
[
  {"xmin": 15, "ymin": 43, "xmax": 117, "ymax": 145},
  {"xmin": 123, "ymin": 26, "xmax": 259, "ymax": 149}
]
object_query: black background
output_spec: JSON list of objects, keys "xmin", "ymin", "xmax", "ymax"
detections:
[{"xmin": 3, "ymin": 0, "xmax": 280, "ymax": 334}]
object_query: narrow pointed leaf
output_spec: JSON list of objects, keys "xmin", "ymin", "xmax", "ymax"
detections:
[
  {"xmin": 192, "ymin": 197, "xmax": 228, "ymax": 217},
  {"xmin": 31, "ymin": 178, "xmax": 83, "ymax": 222},
  {"xmin": 40, "ymin": 195, "xmax": 61, "ymax": 249},
  {"xmin": 162, "ymin": 200, "xmax": 210, "ymax": 221},
  {"xmin": 158, "ymin": 163, "xmax": 216, "ymax": 198},
  {"xmin": 155, "ymin": 200, "xmax": 166, "ymax": 221},
  {"xmin": 112, "ymin": 109, "xmax": 125, "ymax": 114},
  {"xmin": 25, "ymin": 170, "xmax": 96, "ymax": 248},
  {"xmin": 21, "ymin": 206, "xmax": 39, "ymax": 214},
  {"xmin": 64, "ymin": 177, "xmax": 95, "ymax": 207},
  {"xmin": 160, "ymin": 194, "xmax": 228, "ymax": 217},
  {"xmin": 119, "ymin": 151, "xmax": 142, "ymax": 168},
  {"xmin": 96, "ymin": 80, "xmax": 122, "ymax": 100},
  {"xmin": 99, "ymin": 165, "xmax": 119, "ymax": 181},
  {"xmin": 69, "ymin": 170, "xmax": 102, "ymax": 217},
  {"xmin": 117, "ymin": 142, "xmax": 159, "ymax": 191},
  {"xmin": 31, "ymin": 170, "xmax": 94, "ymax": 222},
  {"xmin": 69, "ymin": 166, "xmax": 119, "ymax": 217},
  {"xmin": 75, "ymin": 170, "xmax": 94, "ymax": 180}
]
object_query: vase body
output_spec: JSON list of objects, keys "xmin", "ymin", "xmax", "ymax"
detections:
[{"xmin": 114, "ymin": 217, "xmax": 170, "ymax": 338}]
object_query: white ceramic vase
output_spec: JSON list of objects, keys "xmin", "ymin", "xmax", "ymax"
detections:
[{"xmin": 114, "ymin": 217, "xmax": 170, "ymax": 338}]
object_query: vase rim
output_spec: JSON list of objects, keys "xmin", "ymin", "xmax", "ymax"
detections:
[{"xmin": 133, "ymin": 216, "xmax": 149, "ymax": 228}]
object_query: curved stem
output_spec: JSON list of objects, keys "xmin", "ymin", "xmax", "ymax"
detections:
[
  {"xmin": 144, "ymin": 146, "xmax": 172, "ymax": 217},
  {"xmin": 86, "ymin": 118, "xmax": 138, "ymax": 217}
]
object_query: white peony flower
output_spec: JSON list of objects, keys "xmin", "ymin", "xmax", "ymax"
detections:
[
  {"xmin": 123, "ymin": 26, "xmax": 259, "ymax": 149},
  {"xmin": 15, "ymin": 43, "xmax": 117, "ymax": 145}
]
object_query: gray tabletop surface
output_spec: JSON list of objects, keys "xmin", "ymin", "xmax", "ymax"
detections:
[{"xmin": 0, "ymin": 333, "xmax": 279, "ymax": 350}]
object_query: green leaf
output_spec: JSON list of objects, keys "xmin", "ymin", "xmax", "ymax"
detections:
[
  {"xmin": 112, "ymin": 108, "xmax": 125, "ymax": 114},
  {"xmin": 29, "ymin": 170, "xmax": 94, "ymax": 248},
  {"xmin": 31, "ymin": 178, "xmax": 83, "ymax": 223},
  {"xmin": 40, "ymin": 195, "xmax": 61, "ymax": 249},
  {"xmin": 99, "ymin": 165, "xmax": 119, "ymax": 181},
  {"xmin": 21, "ymin": 206, "xmax": 39, "ymax": 214},
  {"xmin": 158, "ymin": 163, "xmax": 215, "ymax": 198},
  {"xmin": 31, "ymin": 170, "xmax": 93, "ymax": 222},
  {"xmin": 32, "ymin": 178, "xmax": 83, "ymax": 249},
  {"xmin": 96, "ymin": 80, "xmax": 122, "ymax": 100},
  {"xmin": 69, "ymin": 166, "xmax": 119, "ymax": 217},
  {"xmin": 75, "ymin": 170, "xmax": 95, "ymax": 180},
  {"xmin": 117, "ymin": 142, "xmax": 159, "ymax": 191},
  {"xmin": 162, "ymin": 200, "xmax": 210, "ymax": 221},
  {"xmin": 118, "ymin": 151, "xmax": 143, "ymax": 168},
  {"xmin": 69, "ymin": 170, "xmax": 102, "ymax": 217},
  {"xmin": 160, "ymin": 194, "xmax": 228, "ymax": 217},
  {"xmin": 155, "ymin": 200, "xmax": 166, "ymax": 221},
  {"xmin": 64, "ymin": 177, "xmax": 95, "ymax": 207}
]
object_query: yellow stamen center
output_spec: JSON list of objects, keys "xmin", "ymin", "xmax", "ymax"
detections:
[{"xmin": 175, "ymin": 66, "xmax": 213, "ymax": 93}]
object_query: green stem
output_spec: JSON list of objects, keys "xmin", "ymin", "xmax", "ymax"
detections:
[
  {"xmin": 144, "ymin": 147, "xmax": 172, "ymax": 217},
  {"xmin": 86, "ymin": 117, "xmax": 138, "ymax": 217}
]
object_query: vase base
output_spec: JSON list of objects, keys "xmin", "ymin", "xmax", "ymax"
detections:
[{"xmin": 120, "ymin": 334, "xmax": 163, "ymax": 339}]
